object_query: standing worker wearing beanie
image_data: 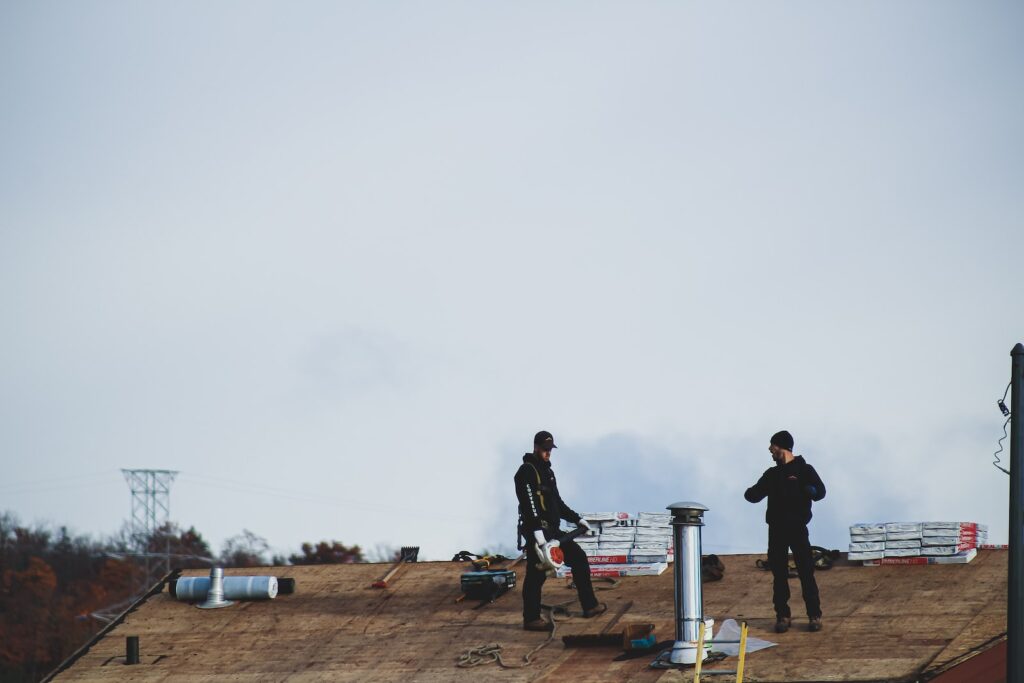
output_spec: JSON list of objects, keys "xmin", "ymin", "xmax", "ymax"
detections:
[
  {"xmin": 744, "ymin": 430, "xmax": 827, "ymax": 633},
  {"xmin": 514, "ymin": 430, "xmax": 606, "ymax": 631}
]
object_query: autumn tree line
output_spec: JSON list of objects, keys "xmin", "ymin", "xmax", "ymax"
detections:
[{"xmin": 0, "ymin": 511, "xmax": 377, "ymax": 682}]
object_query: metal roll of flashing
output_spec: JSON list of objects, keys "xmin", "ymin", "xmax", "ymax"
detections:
[{"xmin": 174, "ymin": 575, "xmax": 279, "ymax": 601}]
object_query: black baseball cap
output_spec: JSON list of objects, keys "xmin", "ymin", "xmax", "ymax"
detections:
[{"xmin": 534, "ymin": 430, "xmax": 557, "ymax": 450}]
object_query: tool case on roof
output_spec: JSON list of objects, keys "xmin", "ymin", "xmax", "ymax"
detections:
[{"xmin": 460, "ymin": 570, "xmax": 516, "ymax": 601}]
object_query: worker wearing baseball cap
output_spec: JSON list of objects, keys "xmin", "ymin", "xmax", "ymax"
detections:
[
  {"xmin": 514, "ymin": 430, "xmax": 606, "ymax": 631},
  {"xmin": 744, "ymin": 430, "xmax": 827, "ymax": 633}
]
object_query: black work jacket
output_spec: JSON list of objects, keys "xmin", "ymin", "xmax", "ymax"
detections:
[
  {"xmin": 514, "ymin": 453, "xmax": 582, "ymax": 541},
  {"xmin": 744, "ymin": 455, "xmax": 826, "ymax": 527}
]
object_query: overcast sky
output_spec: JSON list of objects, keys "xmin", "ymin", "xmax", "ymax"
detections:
[{"xmin": 2, "ymin": 2, "xmax": 1022, "ymax": 562}]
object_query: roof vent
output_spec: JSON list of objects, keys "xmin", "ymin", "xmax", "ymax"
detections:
[
  {"xmin": 125, "ymin": 636, "xmax": 139, "ymax": 665},
  {"xmin": 197, "ymin": 567, "xmax": 234, "ymax": 610},
  {"xmin": 666, "ymin": 501, "xmax": 709, "ymax": 665}
]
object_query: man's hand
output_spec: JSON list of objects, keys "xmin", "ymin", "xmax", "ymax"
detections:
[{"xmin": 579, "ymin": 519, "xmax": 594, "ymax": 533}]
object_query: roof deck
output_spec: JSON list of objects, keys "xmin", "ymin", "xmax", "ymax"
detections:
[{"xmin": 48, "ymin": 550, "xmax": 1008, "ymax": 682}]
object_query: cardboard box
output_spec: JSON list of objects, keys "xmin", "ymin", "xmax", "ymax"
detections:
[
  {"xmin": 885, "ymin": 522, "xmax": 923, "ymax": 533},
  {"xmin": 885, "ymin": 531, "xmax": 923, "ymax": 541},
  {"xmin": 884, "ymin": 548, "xmax": 922, "ymax": 557},
  {"xmin": 850, "ymin": 524, "xmax": 886, "ymax": 534},
  {"xmin": 849, "ymin": 533, "xmax": 886, "ymax": 542},
  {"xmin": 886, "ymin": 540, "xmax": 922, "ymax": 549}
]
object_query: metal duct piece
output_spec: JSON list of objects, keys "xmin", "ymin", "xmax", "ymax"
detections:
[
  {"xmin": 667, "ymin": 501, "xmax": 709, "ymax": 665},
  {"xmin": 197, "ymin": 567, "xmax": 234, "ymax": 609},
  {"xmin": 174, "ymin": 575, "xmax": 279, "ymax": 601}
]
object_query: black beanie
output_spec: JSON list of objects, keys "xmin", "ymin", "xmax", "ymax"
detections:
[{"xmin": 771, "ymin": 430, "xmax": 794, "ymax": 451}]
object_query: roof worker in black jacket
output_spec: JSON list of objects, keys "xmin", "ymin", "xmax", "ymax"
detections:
[
  {"xmin": 744, "ymin": 430, "xmax": 827, "ymax": 634},
  {"xmin": 515, "ymin": 430, "xmax": 607, "ymax": 631}
]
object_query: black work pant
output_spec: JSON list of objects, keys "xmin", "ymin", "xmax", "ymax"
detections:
[
  {"xmin": 522, "ymin": 538, "xmax": 597, "ymax": 622},
  {"xmin": 767, "ymin": 523, "xmax": 821, "ymax": 619}
]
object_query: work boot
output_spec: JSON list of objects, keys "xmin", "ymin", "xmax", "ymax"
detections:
[
  {"xmin": 808, "ymin": 617, "xmax": 822, "ymax": 632},
  {"xmin": 774, "ymin": 617, "xmax": 792, "ymax": 634},
  {"xmin": 523, "ymin": 618, "xmax": 553, "ymax": 632},
  {"xmin": 582, "ymin": 603, "xmax": 608, "ymax": 619}
]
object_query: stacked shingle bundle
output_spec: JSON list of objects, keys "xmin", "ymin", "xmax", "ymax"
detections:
[
  {"xmin": 634, "ymin": 512, "xmax": 673, "ymax": 558},
  {"xmin": 847, "ymin": 523, "xmax": 886, "ymax": 561},
  {"xmin": 849, "ymin": 521, "xmax": 988, "ymax": 565},
  {"xmin": 556, "ymin": 512, "xmax": 674, "ymax": 577},
  {"xmin": 921, "ymin": 522, "xmax": 988, "ymax": 555}
]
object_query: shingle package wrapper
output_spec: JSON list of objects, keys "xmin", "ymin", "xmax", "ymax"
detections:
[
  {"xmin": 864, "ymin": 548, "xmax": 978, "ymax": 566},
  {"xmin": 849, "ymin": 541, "xmax": 884, "ymax": 552},
  {"xmin": 557, "ymin": 562, "xmax": 668, "ymax": 578},
  {"xmin": 848, "ymin": 550, "xmax": 885, "ymax": 561}
]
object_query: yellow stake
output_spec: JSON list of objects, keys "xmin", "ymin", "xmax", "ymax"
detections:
[
  {"xmin": 693, "ymin": 621, "xmax": 706, "ymax": 683},
  {"xmin": 736, "ymin": 621, "xmax": 748, "ymax": 683}
]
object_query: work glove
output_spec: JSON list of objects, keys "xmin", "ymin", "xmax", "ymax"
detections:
[
  {"xmin": 804, "ymin": 484, "xmax": 818, "ymax": 499},
  {"xmin": 533, "ymin": 530, "xmax": 548, "ymax": 548},
  {"xmin": 579, "ymin": 519, "xmax": 594, "ymax": 533}
]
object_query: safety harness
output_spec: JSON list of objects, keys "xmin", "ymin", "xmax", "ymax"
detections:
[{"xmin": 517, "ymin": 462, "xmax": 547, "ymax": 550}]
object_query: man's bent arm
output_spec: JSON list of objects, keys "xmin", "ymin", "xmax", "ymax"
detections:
[
  {"xmin": 804, "ymin": 465, "xmax": 826, "ymax": 501},
  {"xmin": 744, "ymin": 471, "xmax": 770, "ymax": 503}
]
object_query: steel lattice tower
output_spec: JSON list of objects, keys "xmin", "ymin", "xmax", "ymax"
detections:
[{"xmin": 122, "ymin": 469, "xmax": 178, "ymax": 586}]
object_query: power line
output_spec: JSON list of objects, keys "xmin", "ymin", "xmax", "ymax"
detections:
[{"xmin": 0, "ymin": 471, "xmax": 114, "ymax": 496}]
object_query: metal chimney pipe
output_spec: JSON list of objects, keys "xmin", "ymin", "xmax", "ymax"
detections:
[
  {"xmin": 125, "ymin": 636, "xmax": 139, "ymax": 665},
  {"xmin": 1008, "ymin": 342, "xmax": 1024, "ymax": 683},
  {"xmin": 667, "ymin": 501, "xmax": 709, "ymax": 665},
  {"xmin": 197, "ymin": 567, "xmax": 234, "ymax": 610}
]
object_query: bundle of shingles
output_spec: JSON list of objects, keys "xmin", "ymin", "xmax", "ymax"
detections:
[
  {"xmin": 848, "ymin": 521, "xmax": 989, "ymax": 565},
  {"xmin": 556, "ymin": 512, "xmax": 674, "ymax": 577}
]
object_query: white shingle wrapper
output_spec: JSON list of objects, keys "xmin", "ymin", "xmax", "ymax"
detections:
[
  {"xmin": 921, "ymin": 536, "xmax": 959, "ymax": 546},
  {"xmin": 849, "ymin": 542, "xmax": 885, "ymax": 552},
  {"xmin": 921, "ymin": 546, "xmax": 959, "ymax": 556},
  {"xmin": 848, "ymin": 550, "xmax": 885, "ymax": 561}
]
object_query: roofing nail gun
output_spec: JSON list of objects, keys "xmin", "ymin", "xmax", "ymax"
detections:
[{"xmin": 536, "ymin": 525, "xmax": 591, "ymax": 573}]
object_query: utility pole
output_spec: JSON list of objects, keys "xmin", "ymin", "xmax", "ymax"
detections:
[
  {"xmin": 1009, "ymin": 343, "xmax": 1023, "ymax": 683},
  {"xmin": 122, "ymin": 469, "xmax": 178, "ymax": 590}
]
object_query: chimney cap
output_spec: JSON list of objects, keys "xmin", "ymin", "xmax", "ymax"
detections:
[{"xmin": 666, "ymin": 501, "xmax": 709, "ymax": 513}]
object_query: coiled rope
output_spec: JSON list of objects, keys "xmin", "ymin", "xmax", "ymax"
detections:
[{"xmin": 455, "ymin": 577, "xmax": 619, "ymax": 669}]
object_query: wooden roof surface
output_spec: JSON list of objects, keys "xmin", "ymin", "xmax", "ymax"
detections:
[{"xmin": 50, "ymin": 550, "xmax": 1007, "ymax": 682}]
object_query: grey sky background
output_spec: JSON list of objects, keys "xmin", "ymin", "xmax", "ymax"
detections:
[{"xmin": 2, "ymin": 2, "xmax": 1022, "ymax": 561}]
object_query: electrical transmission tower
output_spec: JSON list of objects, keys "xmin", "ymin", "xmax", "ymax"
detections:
[{"xmin": 122, "ymin": 469, "xmax": 178, "ymax": 590}]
